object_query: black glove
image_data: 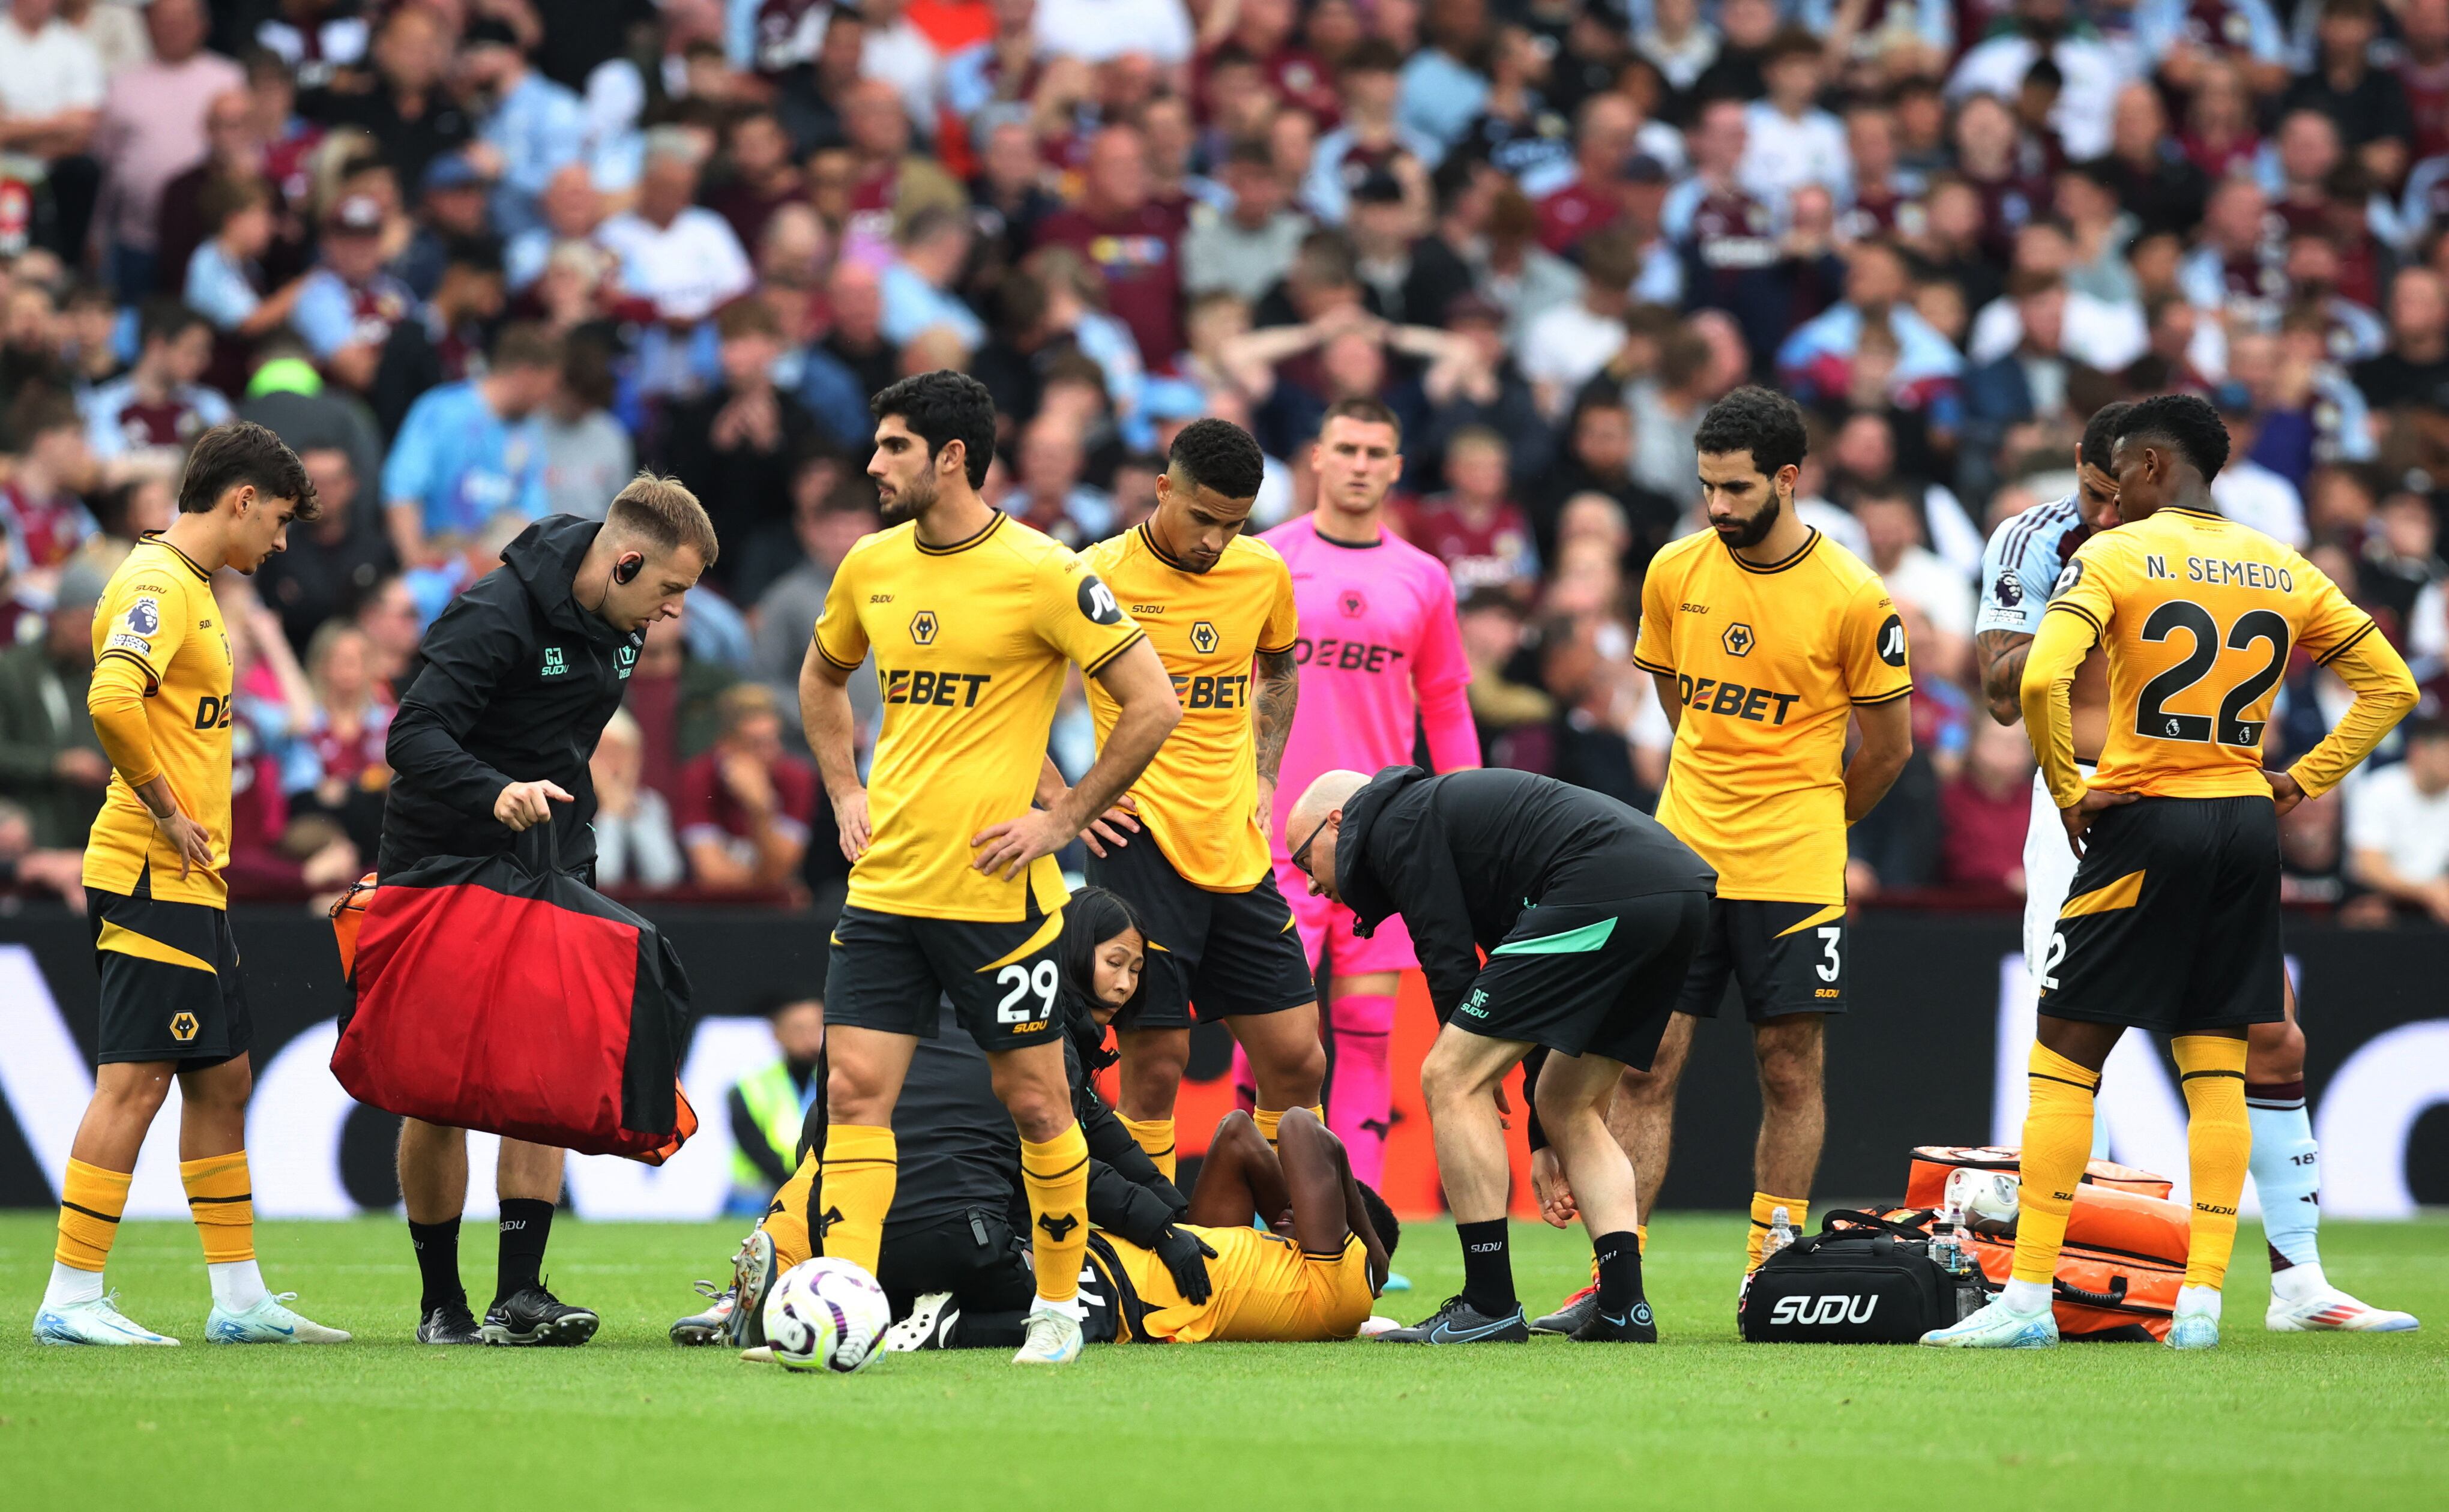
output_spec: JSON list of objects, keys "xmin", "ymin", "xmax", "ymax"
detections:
[{"xmin": 1151, "ymin": 1224, "xmax": 1217, "ymax": 1304}]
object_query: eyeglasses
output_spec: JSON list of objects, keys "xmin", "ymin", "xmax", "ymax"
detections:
[{"xmin": 1289, "ymin": 813, "xmax": 1333, "ymax": 878}]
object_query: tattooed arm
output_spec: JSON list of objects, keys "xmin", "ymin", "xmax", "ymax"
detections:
[
  {"xmin": 1253, "ymin": 645, "xmax": 1298, "ymax": 818},
  {"xmin": 1975, "ymin": 628, "xmax": 2034, "ymax": 728}
]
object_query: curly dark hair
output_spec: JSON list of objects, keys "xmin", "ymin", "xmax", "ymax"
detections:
[
  {"xmin": 1166, "ymin": 417, "xmax": 1267, "ymax": 501},
  {"xmin": 872, "ymin": 369, "xmax": 998, "ymax": 489},
  {"xmin": 2079, "ymin": 399, "xmax": 2136, "ymax": 473},
  {"xmin": 2111, "ymin": 393, "xmax": 2229, "ymax": 483},
  {"xmin": 1693, "ymin": 385, "xmax": 1809, "ymax": 478}
]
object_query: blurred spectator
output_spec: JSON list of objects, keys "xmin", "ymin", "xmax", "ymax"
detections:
[
  {"xmin": 1855, "ymin": 482, "xmax": 1975, "ymax": 663},
  {"xmin": 1939, "ymin": 717, "xmax": 2034, "ymax": 893},
  {"xmin": 595, "ymin": 127, "xmax": 754, "ymax": 326},
  {"xmin": 83, "ymin": 300, "xmax": 230, "ymax": 465},
  {"xmin": 1458, "ymin": 584, "xmax": 1550, "ymax": 770},
  {"xmin": 1518, "ymin": 227, "xmax": 1639, "ymax": 414},
  {"xmin": 538, "ymin": 334, "xmax": 633, "ymax": 523},
  {"xmin": 301, "ymin": 4, "xmax": 469, "ymax": 195},
  {"xmin": 2346, "ymin": 713, "xmax": 2449, "ymax": 926},
  {"xmin": 1304, "ymin": 41, "xmax": 1437, "ymax": 227},
  {"xmin": 185, "ymin": 175, "xmax": 307, "ymax": 346},
  {"xmin": 284, "ymin": 620, "xmax": 393, "ymax": 859},
  {"xmin": 2209, "ymin": 382, "xmax": 2310, "ymax": 547},
  {"xmin": 1398, "ymin": 424, "xmax": 1540, "ymax": 598},
  {"xmin": 0, "ymin": 0, "xmax": 106, "ymax": 264},
  {"xmin": 676, "ymin": 682, "xmax": 814, "ymax": 892},
  {"xmin": 460, "ymin": 20, "xmax": 585, "ymax": 242},
  {"xmin": 255, "ymin": 444, "xmax": 397, "ymax": 655},
  {"xmin": 91, "ymin": 0, "xmax": 240, "ymax": 301},
  {"xmin": 504, "ymin": 164, "xmax": 604, "ymax": 294},
  {"xmin": 724, "ymin": 992, "xmax": 825, "ymax": 1213},
  {"xmin": 236, "ymin": 335, "xmax": 385, "ymax": 496},
  {"xmin": 0, "ymin": 794, "xmax": 84, "ymax": 906},
  {"xmin": 379, "ymin": 323, "xmax": 560, "ymax": 568},
  {"xmin": 1740, "ymin": 30, "xmax": 1847, "ymax": 206},
  {"xmin": 591, "ymin": 706, "xmax": 685, "ymax": 892},
  {"xmin": 658, "ymin": 297, "xmax": 824, "ymax": 591},
  {"xmin": 0, "ymin": 564, "xmax": 107, "ymax": 849},
  {"xmin": 1947, "ymin": 0, "xmax": 2124, "ymax": 161},
  {"xmin": 290, "ymin": 192, "xmax": 419, "ymax": 400},
  {"xmin": 879, "ymin": 203, "xmax": 986, "ymax": 348},
  {"xmin": 1011, "ymin": 411, "xmax": 1116, "ymax": 546},
  {"xmin": 750, "ymin": 466, "xmax": 879, "ymax": 708},
  {"xmin": 1780, "ymin": 239, "xmax": 1963, "ymax": 418},
  {"xmin": 352, "ymin": 573, "xmax": 422, "ymax": 689},
  {"xmin": 1183, "ymin": 139, "xmax": 1313, "ymax": 303},
  {"xmin": 0, "ymin": 390, "xmax": 97, "ymax": 595},
  {"xmin": 2280, "ymin": 0, "xmax": 2412, "ymax": 188},
  {"xmin": 1035, "ymin": 124, "xmax": 1185, "ymax": 366},
  {"xmin": 627, "ymin": 606, "xmax": 738, "ymax": 797}
]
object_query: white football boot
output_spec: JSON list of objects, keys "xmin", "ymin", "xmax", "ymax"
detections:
[{"xmin": 34, "ymin": 1291, "xmax": 180, "ymax": 1346}]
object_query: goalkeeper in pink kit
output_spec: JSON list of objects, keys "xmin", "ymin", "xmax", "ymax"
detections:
[{"xmin": 1258, "ymin": 397, "xmax": 1478, "ymax": 1190}]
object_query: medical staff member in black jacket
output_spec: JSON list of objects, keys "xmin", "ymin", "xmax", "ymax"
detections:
[
  {"xmin": 1283, "ymin": 765, "xmax": 1716, "ymax": 1346},
  {"xmin": 381, "ymin": 474, "xmax": 716, "ymax": 1347}
]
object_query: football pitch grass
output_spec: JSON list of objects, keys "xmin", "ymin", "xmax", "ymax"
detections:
[{"xmin": 2, "ymin": 1214, "xmax": 2442, "ymax": 1511}]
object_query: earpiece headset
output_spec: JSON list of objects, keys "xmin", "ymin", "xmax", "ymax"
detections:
[{"xmin": 613, "ymin": 553, "xmax": 643, "ymax": 585}]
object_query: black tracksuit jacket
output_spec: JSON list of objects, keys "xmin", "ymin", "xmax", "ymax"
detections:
[
  {"xmin": 1334, "ymin": 765, "xmax": 1717, "ymax": 1022},
  {"xmin": 379, "ymin": 516, "xmax": 645, "ymax": 872}
]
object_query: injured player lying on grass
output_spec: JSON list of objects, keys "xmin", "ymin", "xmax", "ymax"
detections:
[{"xmin": 711, "ymin": 1106, "xmax": 1397, "ymax": 1355}]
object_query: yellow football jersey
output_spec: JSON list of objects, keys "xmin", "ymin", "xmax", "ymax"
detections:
[
  {"xmin": 1633, "ymin": 528, "xmax": 1912, "ymax": 904},
  {"xmin": 813, "ymin": 511, "xmax": 1145, "ymax": 922},
  {"xmin": 1082, "ymin": 526, "xmax": 1298, "ymax": 891},
  {"xmin": 2039, "ymin": 505, "xmax": 2382, "ymax": 803},
  {"xmin": 1094, "ymin": 1224, "xmax": 1372, "ymax": 1343},
  {"xmin": 83, "ymin": 537, "xmax": 233, "ymax": 906}
]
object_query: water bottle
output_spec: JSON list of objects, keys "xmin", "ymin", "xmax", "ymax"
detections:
[
  {"xmin": 1931, "ymin": 1200, "xmax": 1966, "ymax": 1275},
  {"xmin": 1765, "ymin": 1205, "xmax": 1796, "ymax": 1261},
  {"xmin": 1933, "ymin": 1200, "xmax": 1986, "ymax": 1321}
]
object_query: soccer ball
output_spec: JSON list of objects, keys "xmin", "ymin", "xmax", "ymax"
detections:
[{"xmin": 764, "ymin": 1258, "xmax": 892, "ymax": 1373}]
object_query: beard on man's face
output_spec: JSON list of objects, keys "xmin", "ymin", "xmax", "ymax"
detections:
[
  {"xmin": 877, "ymin": 469, "xmax": 937, "ymax": 524},
  {"xmin": 1713, "ymin": 487, "xmax": 1783, "ymax": 549}
]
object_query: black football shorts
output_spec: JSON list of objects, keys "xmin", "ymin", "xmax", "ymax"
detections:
[
  {"xmin": 87, "ymin": 887, "xmax": 253, "ymax": 1065},
  {"xmin": 1448, "ymin": 888, "xmax": 1711, "ymax": 1071},
  {"xmin": 2034, "ymin": 795, "xmax": 2285, "ymax": 1034},
  {"xmin": 826, "ymin": 902, "xmax": 1070, "ymax": 1052},
  {"xmin": 1088, "ymin": 834, "xmax": 1316, "ymax": 1030},
  {"xmin": 1674, "ymin": 898, "xmax": 1851, "ymax": 1021}
]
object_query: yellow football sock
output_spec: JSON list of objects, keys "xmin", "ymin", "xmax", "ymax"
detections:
[
  {"xmin": 1118, "ymin": 1115, "xmax": 1176, "ymax": 1182},
  {"xmin": 2173, "ymin": 1035, "xmax": 2251, "ymax": 1290},
  {"xmin": 2011, "ymin": 1042, "xmax": 2101, "ymax": 1285},
  {"xmin": 815, "ymin": 1125, "xmax": 896, "ymax": 1276},
  {"xmin": 1746, "ymin": 1191, "xmax": 1810, "ymax": 1273},
  {"xmin": 1252, "ymin": 1105, "xmax": 1324, "ymax": 1147},
  {"xmin": 55, "ymin": 1158, "xmax": 131, "ymax": 1272},
  {"xmin": 763, "ymin": 1152, "xmax": 819, "ymax": 1271},
  {"xmin": 180, "ymin": 1152, "xmax": 255, "ymax": 1264},
  {"xmin": 1020, "ymin": 1122, "xmax": 1090, "ymax": 1304}
]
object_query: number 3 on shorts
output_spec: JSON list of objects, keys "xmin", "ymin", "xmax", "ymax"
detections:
[
  {"xmin": 996, "ymin": 959, "xmax": 1061, "ymax": 1024},
  {"xmin": 1815, "ymin": 926, "xmax": 1842, "ymax": 983}
]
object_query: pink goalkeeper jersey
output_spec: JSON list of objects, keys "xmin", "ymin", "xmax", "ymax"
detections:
[{"xmin": 1262, "ymin": 512, "xmax": 1477, "ymax": 860}]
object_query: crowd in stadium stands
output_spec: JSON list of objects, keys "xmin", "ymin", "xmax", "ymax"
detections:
[{"xmin": 3, "ymin": 0, "xmax": 2449, "ymax": 923}]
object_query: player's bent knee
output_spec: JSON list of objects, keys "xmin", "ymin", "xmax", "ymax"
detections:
[{"xmin": 2247, "ymin": 1016, "xmax": 2306, "ymax": 1079}]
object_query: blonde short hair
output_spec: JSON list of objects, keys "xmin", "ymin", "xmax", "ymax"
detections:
[{"xmin": 607, "ymin": 471, "xmax": 720, "ymax": 567}]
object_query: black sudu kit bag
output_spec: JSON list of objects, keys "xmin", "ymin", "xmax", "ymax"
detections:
[{"xmin": 1739, "ymin": 1211, "xmax": 1984, "ymax": 1343}]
